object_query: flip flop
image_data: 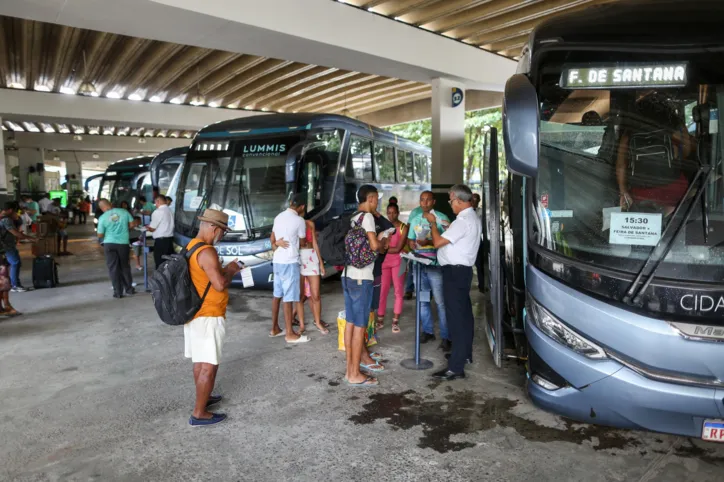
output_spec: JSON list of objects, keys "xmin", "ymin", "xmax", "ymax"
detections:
[
  {"xmin": 315, "ymin": 324, "xmax": 329, "ymax": 335},
  {"xmin": 392, "ymin": 322, "xmax": 400, "ymax": 334},
  {"xmin": 345, "ymin": 376, "xmax": 379, "ymax": 387},
  {"xmin": 287, "ymin": 335, "xmax": 311, "ymax": 344},
  {"xmin": 320, "ymin": 320, "xmax": 330, "ymax": 329},
  {"xmin": 360, "ymin": 362, "xmax": 385, "ymax": 372},
  {"xmin": 369, "ymin": 352, "xmax": 383, "ymax": 361},
  {"xmin": 268, "ymin": 330, "xmax": 285, "ymax": 338}
]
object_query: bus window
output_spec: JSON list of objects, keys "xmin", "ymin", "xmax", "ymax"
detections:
[
  {"xmin": 347, "ymin": 136, "xmax": 373, "ymax": 181},
  {"xmin": 100, "ymin": 179, "xmax": 115, "ymax": 201},
  {"xmin": 299, "ymin": 153, "xmax": 323, "ymax": 214},
  {"xmin": 397, "ymin": 150, "xmax": 414, "ymax": 183},
  {"xmin": 374, "ymin": 143, "xmax": 395, "ymax": 183},
  {"xmin": 414, "ymin": 153, "xmax": 429, "ymax": 183},
  {"xmin": 139, "ymin": 173, "xmax": 154, "ymax": 202}
]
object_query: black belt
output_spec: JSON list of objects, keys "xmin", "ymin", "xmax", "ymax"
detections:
[{"xmin": 442, "ymin": 264, "xmax": 472, "ymax": 268}]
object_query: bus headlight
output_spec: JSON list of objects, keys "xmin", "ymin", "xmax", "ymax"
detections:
[
  {"xmin": 254, "ymin": 250, "xmax": 274, "ymax": 261},
  {"xmin": 527, "ymin": 296, "xmax": 607, "ymax": 359}
]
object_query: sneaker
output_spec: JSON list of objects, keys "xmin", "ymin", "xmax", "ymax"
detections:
[
  {"xmin": 189, "ymin": 413, "xmax": 227, "ymax": 427},
  {"xmin": 11, "ymin": 286, "xmax": 27, "ymax": 293},
  {"xmin": 420, "ymin": 332, "xmax": 436, "ymax": 344},
  {"xmin": 126, "ymin": 289, "xmax": 136, "ymax": 296}
]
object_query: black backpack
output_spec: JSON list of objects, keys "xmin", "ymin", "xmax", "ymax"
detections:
[
  {"xmin": 149, "ymin": 242, "xmax": 211, "ymax": 326},
  {"xmin": 318, "ymin": 213, "xmax": 356, "ymax": 266}
]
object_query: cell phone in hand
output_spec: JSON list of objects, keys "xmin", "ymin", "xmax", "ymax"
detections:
[{"xmin": 236, "ymin": 260, "xmax": 244, "ymax": 269}]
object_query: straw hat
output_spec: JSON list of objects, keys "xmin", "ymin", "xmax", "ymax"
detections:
[{"xmin": 197, "ymin": 209, "xmax": 230, "ymax": 231}]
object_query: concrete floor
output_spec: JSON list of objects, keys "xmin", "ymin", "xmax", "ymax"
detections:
[{"xmin": 2, "ymin": 225, "xmax": 724, "ymax": 482}]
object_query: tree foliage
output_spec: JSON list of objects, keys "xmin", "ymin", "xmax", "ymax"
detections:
[{"xmin": 386, "ymin": 107, "xmax": 507, "ymax": 185}]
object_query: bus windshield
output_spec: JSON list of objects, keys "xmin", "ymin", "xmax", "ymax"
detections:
[
  {"xmin": 534, "ymin": 52, "xmax": 724, "ymax": 281},
  {"xmin": 175, "ymin": 129, "xmax": 342, "ymax": 237},
  {"xmin": 99, "ymin": 173, "xmax": 137, "ymax": 207}
]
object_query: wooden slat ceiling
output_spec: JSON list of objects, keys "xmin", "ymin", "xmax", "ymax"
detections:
[
  {"xmin": 0, "ymin": 15, "xmax": 430, "ymax": 118},
  {"xmin": 1, "ymin": 119, "xmax": 195, "ymax": 139},
  {"xmin": 343, "ymin": 0, "xmax": 622, "ymax": 59}
]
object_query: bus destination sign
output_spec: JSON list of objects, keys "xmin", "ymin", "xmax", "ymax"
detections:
[{"xmin": 560, "ymin": 63, "xmax": 687, "ymax": 89}]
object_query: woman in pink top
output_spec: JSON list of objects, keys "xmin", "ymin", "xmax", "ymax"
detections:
[{"xmin": 377, "ymin": 203, "xmax": 408, "ymax": 333}]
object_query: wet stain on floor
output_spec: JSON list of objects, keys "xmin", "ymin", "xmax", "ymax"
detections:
[
  {"xmin": 349, "ymin": 389, "xmax": 642, "ymax": 454},
  {"xmin": 328, "ymin": 380, "xmax": 340, "ymax": 387},
  {"xmin": 60, "ymin": 366, "xmax": 78, "ymax": 372},
  {"xmin": 673, "ymin": 441, "xmax": 724, "ymax": 466}
]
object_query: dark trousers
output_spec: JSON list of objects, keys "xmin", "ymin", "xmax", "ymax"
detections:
[
  {"xmin": 79, "ymin": 212, "xmax": 87, "ymax": 224},
  {"xmin": 104, "ymin": 243, "xmax": 133, "ymax": 295},
  {"xmin": 153, "ymin": 237, "xmax": 174, "ymax": 269},
  {"xmin": 442, "ymin": 265, "xmax": 474, "ymax": 374},
  {"xmin": 475, "ymin": 243, "xmax": 485, "ymax": 290}
]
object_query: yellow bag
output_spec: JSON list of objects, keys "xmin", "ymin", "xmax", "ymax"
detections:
[{"xmin": 337, "ymin": 311, "xmax": 378, "ymax": 351}]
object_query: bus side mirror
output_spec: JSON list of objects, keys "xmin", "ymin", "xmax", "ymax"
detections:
[{"xmin": 503, "ymin": 74, "xmax": 539, "ymax": 178}]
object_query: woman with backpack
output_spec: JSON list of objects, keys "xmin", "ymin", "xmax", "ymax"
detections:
[{"xmin": 376, "ymin": 203, "xmax": 408, "ymax": 333}]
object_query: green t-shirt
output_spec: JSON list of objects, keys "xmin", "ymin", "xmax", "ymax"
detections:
[
  {"xmin": 98, "ymin": 208, "xmax": 134, "ymax": 245},
  {"xmin": 407, "ymin": 207, "xmax": 450, "ymax": 262},
  {"xmin": 26, "ymin": 201, "xmax": 39, "ymax": 222},
  {"xmin": 143, "ymin": 202, "xmax": 156, "ymax": 213}
]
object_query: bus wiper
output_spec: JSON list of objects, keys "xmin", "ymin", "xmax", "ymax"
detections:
[
  {"xmin": 235, "ymin": 157, "xmax": 253, "ymax": 240},
  {"xmin": 623, "ymin": 164, "xmax": 714, "ymax": 305}
]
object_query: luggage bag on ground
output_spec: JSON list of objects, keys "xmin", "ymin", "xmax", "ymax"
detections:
[{"xmin": 33, "ymin": 255, "xmax": 59, "ymax": 289}]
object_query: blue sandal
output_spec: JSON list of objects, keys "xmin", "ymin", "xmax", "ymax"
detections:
[{"xmin": 360, "ymin": 362, "xmax": 384, "ymax": 372}]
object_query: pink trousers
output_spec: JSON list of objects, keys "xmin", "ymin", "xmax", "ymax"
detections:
[{"xmin": 378, "ymin": 263, "xmax": 405, "ymax": 317}]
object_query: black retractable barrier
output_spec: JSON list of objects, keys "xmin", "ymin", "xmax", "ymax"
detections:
[
  {"xmin": 401, "ymin": 260, "xmax": 433, "ymax": 370},
  {"xmin": 142, "ymin": 230, "xmax": 151, "ymax": 292}
]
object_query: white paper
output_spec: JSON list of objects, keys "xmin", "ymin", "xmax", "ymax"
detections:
[
  {"xmin": 609, "ymin": 212, "xmax": 662, "ymax": 246},
  {"xmin": 189, "ymin": 196, "xmax": 203, "ymax": 209},
  {"xmin": 241, "ymin": 267, "xmax": 254, "ymax": 288},
  {"xmin": 378, "ymin": 227, "xmax": 396, "ymax": 240},
  {"xmin": 602, "ymin": 206, "xmax": 622, "ymax": 231},
  {"xmin": 136, "ymin": 226, "xmax": 148, "ymax": 232},
  {"xmin": 401, "ymin": 252, "xmax": 433, "ymax": 265}
]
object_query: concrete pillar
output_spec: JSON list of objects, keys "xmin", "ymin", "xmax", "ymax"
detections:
[
  {"xmin": 17, "ymin": 147, "xmax": 45, "ymax": 194},
  {"xmin": 431, "ymin": 78, "xmax": 466, "ymax": 216},
  {"xmin": 64, "ymin": 158, "xmax": 83, "ymax": 194}
]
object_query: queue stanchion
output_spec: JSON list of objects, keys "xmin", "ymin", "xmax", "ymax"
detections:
[
  {"xmin": 401, "ymin": 259, "xmax": 433, "ymax": 370},
  {"xmin": 142, "ymin": 230, "xmax": 150, "ymax": 292}
]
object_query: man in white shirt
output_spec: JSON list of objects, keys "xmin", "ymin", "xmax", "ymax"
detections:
[
  {"xmin": 147, "ymin": 195, "xmax": 175, "ymax": 269},
  {"xmin": 38, "ymin": 194, "xmax": 52, "ymax": 214},
  {"xmin": 423, "ymin": 184, "xmax": 482, "ymax": 381},
  {"xmin": 270, "ymin": 194, "xmax": 309, "ymax": 344}
]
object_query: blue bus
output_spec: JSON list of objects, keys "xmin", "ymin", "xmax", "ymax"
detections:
[
  {"xmin": 495, "ymin": 0, "xmax": 724, "ymax": 440},
  {"xmin": 172, "ymin": 113, "xmax": 431, "ymax": 289},
  {"xmin": 94, "ymin": 155, "xmax": 155, "ymax": 225}
]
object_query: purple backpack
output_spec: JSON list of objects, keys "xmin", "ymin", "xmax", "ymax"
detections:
[{"xmin": 345, "ymin": 213, "xmax": 377, "ymax": 269}]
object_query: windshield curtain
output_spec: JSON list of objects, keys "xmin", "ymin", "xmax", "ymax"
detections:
[
  {"xmin": 534, "ymin": 53, "xmax": 724, "ymax": 280},
  {"xmin": 176, "ymin": 130, "xmax": 341, "ymax": 236}
]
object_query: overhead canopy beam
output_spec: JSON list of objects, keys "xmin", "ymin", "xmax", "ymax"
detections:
[
  {"xmin": 0, "ymin": 0, "xmax": 515, "ymax": 91},
  {"xmin": 0, "ymin": 89, "xmax": 264, "ymax": 131}
]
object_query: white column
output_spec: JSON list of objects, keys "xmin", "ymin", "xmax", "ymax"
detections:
[
  {"xmin": 64, "ymin": 158, "xmax": 83, "ymax": 194},
  {"xmin": 17, "ymin": 147, "xmax": 45, "ymax": 193},
  {"xmin": 431, "ymin": 78, "xmax": 466, "ymax": 191}
]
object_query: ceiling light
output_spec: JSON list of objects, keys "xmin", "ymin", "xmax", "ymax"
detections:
[
  {"xmin": 183, "ymin": 132, "xmax": 193, "ymax": 138},
  {"xmin": 8, "ymin": 82, "xmax": 24, "ymax": 89},
  {"xmin": 149, "ymin": 95, "xmax": 164, "ymax": 103},
  {"xmin": 60, "ymin": 86, "xmax": 76, "ymax": 95},
  {"xmin": 208, "ymin": 101, "xmax": 219, "ymax": 108},
  {"xmin": 78, "ymin": 81, "xmax": 98, "ymax": 97},
  {"xmin": 74, "ymin": 127, "xmax": 85, "ymax": 135},
  {"xmin": 58, "ymin": 126, "xmax": 70, "ymax": 134},
  {"xmin": 244, "ymin": 105, "xmax": 253, "ymax": 110},
  {"xmin": 138, "ymin": 137, "xmax": 147, "ymax": 144},
  {"xmin": 42, "ymin": 124, "xmax": 55, "ymax": 133},
  {"xmin": 156, "ymin": 131, "xmax": 167, "ymax": 138},
  {"xmin": 7, "ymin": 122, "xmax": 24, "ymax": 132},
  {"xmin": 34, "ymin": 84, "xmax": 51, "ymax": 92},
  {"xmin": 128, "ymin": 93, "xmax": 144, "ymax": 101},
  {"xmin": 227, "ymin": 103, "xmax": 239, "ymax": 109},
  {"xmin": 261, "ymin": 107, "xmax": 269, "ymax": 112},
  {"xmin": 73, "ymin": 134, "xmax": 83, "ymax": 141},
  {"xmin": 103, "ymin": 127, "xmax": 114, "ymax": 135},
  {"xmin": 1, "ymin": 126, "xmax": 6, "ymax": 131},
  {"xmin": 170, "ymin": 97, "xmax": 184, "ymax": 104},
  {"xmin": 130, "ymin": 128, "xmax": 144, "ymax": 136},
  {"xmin": 169, "ymin": 131, "xmax": 179, "ymax": 138},
  {"xmin": 144, "ymin": 130, "xmax": 154, "ymax": 137},
  {"xmin": 277, "ymin": 108, "xmax": 284, "ymax": 113},
  {"xmin": 23, "ymin": 122, "xmax": 40, "ymax": 133},
  {"xmin": 77, "ymin": 50, "xmax": 98, "ymax": 97},
  {"xmin": 88, "ymin": 128, "xmax": 99, "ymax": 135},
  {"xmin": 189, "ymin": 94, "xmax": 205, "ymax": 106},
  {"xmin": 92, "ymin": 153, "xmax": 100, "ymax": 159},
  {"xmin": 106, "ymin": 91, "xmax": 122, "ymax": 99},
  {"xmin": 53, "ymin": 155, "xmax": 61, "ymax": 161}
]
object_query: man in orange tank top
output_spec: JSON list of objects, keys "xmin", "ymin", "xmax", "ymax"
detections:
[{"xmin": 185, "ymin": 209, "xmax": 241, "ymax": 427}]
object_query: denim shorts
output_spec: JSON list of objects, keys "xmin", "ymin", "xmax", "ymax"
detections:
[
  {"xmin": 342, "ymin": 277, "xmax": 374, "ymax": 329},
  {"xmin": 273, "ymin": 263, "xmax": 300, "ymax": 303}
]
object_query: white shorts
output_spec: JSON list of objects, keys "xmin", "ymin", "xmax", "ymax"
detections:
[
  {"xmin": 184, "ymin": 316, "xmax": 226, "ymax": 365},
  {"xmin": 300, "ymin": 248, "xmax": 320, "ymax": 277}
]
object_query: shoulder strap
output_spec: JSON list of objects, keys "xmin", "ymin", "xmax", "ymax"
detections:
[{"xmin": 185, "ymin": 241, "xmax": 212, "ymax": 300}]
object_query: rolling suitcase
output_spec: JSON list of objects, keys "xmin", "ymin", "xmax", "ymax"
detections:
[{"xmin": 32, "ymin": 255, "xmax": 59, "ymax": 289}]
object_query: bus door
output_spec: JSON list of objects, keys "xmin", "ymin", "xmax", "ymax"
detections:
[
  {"xmin": 85, "ymin": 173, "xmax": 104, "ymax": 211},
  {"xmin": 484, "ymin": 127, "xmax": 504, "ymax": 367}
]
